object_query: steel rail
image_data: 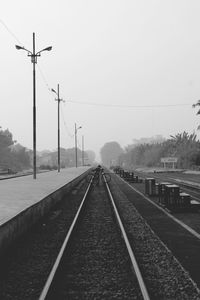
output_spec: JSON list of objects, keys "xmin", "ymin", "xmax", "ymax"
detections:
[
  {"xmin": 39, "ymin": 175, "xmax": 94, "ymax": 300},
  {"xmin": 102, "ymin": 173, "xmax": 150, "ymax": 300}
]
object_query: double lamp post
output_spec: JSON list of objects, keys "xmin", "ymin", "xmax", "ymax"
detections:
[{"xmin": 16, "ymin": 33, "xmax": 52, "ymax": 179}]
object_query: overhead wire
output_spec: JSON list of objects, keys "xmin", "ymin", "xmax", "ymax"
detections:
[
  {"xmin": 37, "ymin": 65, "xmax": 74, "ymax": 139},
  {"xmin": 37, "ymin": 63, "xmax": 52, "ymax": 92},
  {"xmin": 1, "ymin": 17, "xmax": 196, "ymax": 157},
  {"xmin": 35, "ymin": 58, "xmax": 192, "ymax": 110},
  {"xmin": 60, "ymin": 106, "xmax": 74, "ymax": 139},
  {"xmin": 0, "ymin": 18, "xmax": 24, "ymax": 46},
  {"xmin": 37, "ymin": 63, "xmax": 75, "ymax": 148},
  {"xmin": 66, "ymin": 99, "xmax": 191, "ymax": 108},
  {"xmin": 25, "ymin": 59, "xmax": 194, "ymax": 151},
  {"xmin": 0, "ymin": 18, "xmax": 192, "ymax": 110}
]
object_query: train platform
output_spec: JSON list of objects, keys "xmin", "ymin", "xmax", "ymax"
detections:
[{"xmin": 0, "ymin": 166, "xmax": 91, "ymax": 254}]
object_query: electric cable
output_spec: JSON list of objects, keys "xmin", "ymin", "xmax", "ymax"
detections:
[{"xmin": 0, "ymin": 18, "xmax": 24, "ymax": 45}]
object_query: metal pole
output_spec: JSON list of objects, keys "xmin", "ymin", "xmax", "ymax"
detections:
[
  {"xmin": 57, "ymin": 84, "xmax": 60, "ymax": 172},
  {"xmin": 16, "ymin": 34, "xmax": 52, "ymax": 179},
  {"xmin": 33, "ymin": 32, "xmax": 36, "ymax": 179},
  {"xmin": 75, "ymin": 123, "xmax": 77, "ymax": 167},
  {"xmin": 82, "ymin": 135, "xmax": 84, "ymax": 166}
]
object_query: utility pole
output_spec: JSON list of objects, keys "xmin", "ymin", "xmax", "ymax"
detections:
[
  {"xmin": 32, "ymin": 33, "xmax": 36, "ymax": 179},
  {"xmin": 75, "ymin": 123, "xmax": 82, "ymax": 168},
  {"xmin": 52, "ymin": 84, "xmax": 64, "ymax": 172},
  {"xmin": 82, "ymin": 135, "xmax": 84, "ymax": 166}
]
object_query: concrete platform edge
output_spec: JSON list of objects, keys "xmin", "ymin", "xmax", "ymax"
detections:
[{"xmin": 0, "ymin": 168, "xmax": 91, "ymax": 256}]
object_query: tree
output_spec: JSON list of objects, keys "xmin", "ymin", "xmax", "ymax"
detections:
[
  {"xmin": 0, "ymin": 129, "xmax": 14, "ymax": 168},
  {"xmin": 38, "ymin": 147, "xmax": 85, "ymax": 168},
  {"xmin": 119, "ymin": 131, "xmax": 200, "ymax": 169},
  {"xmin": 0, "ymin": 129, "xmax": 31, "ymax": 171},
  {"xmin": 193, "ymin": 100, "xmax": 200, "ymax": 130},
  {"xmin": 100, "ymin": 141, "xmax": 124, "ymax": 167},
  {"xmin": 11, "ymin": 144, "xmax": 31, "ymax": 170}
]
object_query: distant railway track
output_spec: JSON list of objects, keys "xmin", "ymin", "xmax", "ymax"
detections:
[{"xmin": 134, "ymin": 170, "xmax": 200, "ymax": 201}]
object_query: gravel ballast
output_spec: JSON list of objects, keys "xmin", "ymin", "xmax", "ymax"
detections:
[
  {"xmin": 1, "ymin": 172, "xmax": 200, "ymax": 299},
  {"xmin": 109, "ymin": 174, "xmax": 200, "ymax": 299},
  {"xmin": 0, "ymin": 179, "xmax": 89, "ymax": 299},
  {"xmin": 46, "ymin": 181, "xmax": 143, "ymax": 299}
]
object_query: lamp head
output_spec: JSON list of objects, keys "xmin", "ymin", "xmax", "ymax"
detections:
[
  {"xmin": 15, "ymin": 45, "xmax": 24, "ymax": 50},
  {"xmin": 43, "ymin": 46, "xmax": 52, "ymax": 52},
  {"xmin": 51, "ymin": 88, "xmax": 57, "ymax": 94}
]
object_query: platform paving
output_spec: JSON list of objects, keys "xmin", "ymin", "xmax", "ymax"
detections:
[{"xmin": 0, "ymin": 167, "xmax": 90, "ymax": 226}]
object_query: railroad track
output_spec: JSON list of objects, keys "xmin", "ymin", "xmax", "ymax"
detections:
[
  {"xmin": 39, "ymin": 168, "xmax": 150, "ymax": 299},
  {"xmin": 111, "ymin": 172, "xmax": 200, "ymax": 293},
  {"xmin": 1, "ymin": 167, "xmax": 199, "ymax": 299}
]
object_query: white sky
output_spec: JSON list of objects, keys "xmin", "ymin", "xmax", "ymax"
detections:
[{"xmin": 1, "ymin": 0, "xmax": 200, "ymax": 160}]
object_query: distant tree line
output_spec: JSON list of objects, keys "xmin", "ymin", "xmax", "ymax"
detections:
[
  {"xmin": 0, "ymin": 128, "xmax": 96, "ymax": 172},
  {"xmin": 38, "ymin": 148, "xmax": 96, "ymax": 169},
  {"xmin": 0, "ymin": 128, "xmax": 31, "ymax": 171},
  {"xmin": 100, "ymin": 132, "xmax": 200, "ymax": 170},
  {"xmin": 100, "ymin": 141, "xmax": 124, "ymax": 167}
]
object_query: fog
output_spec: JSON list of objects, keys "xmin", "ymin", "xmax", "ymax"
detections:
[{"xmin": 1, "ymin": 0, "xmax": 200, "ymax": 161}]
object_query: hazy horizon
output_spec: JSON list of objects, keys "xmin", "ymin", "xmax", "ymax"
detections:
[{"xmin": 1, "ymin": 0, "xmax": 200, "ymax": 162}]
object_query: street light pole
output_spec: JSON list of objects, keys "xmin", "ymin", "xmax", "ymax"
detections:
[
  {"xmin": 32, "ymin": 33, "xmax": 36, "ymax": 179},
  {"xmin": 15, "ymin": 33, "xmax": 52, "ymax": 179},
  {"xmin": 52, "ymin": 84, "xmax": 64, "ymax": 172},
  {"xmin": 75, "ymin": 123, "xmax": 82, "ymax": 167},
  {"xmin": 57, "ymin": 84, "xmax": 60, "ymax": 172}
]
